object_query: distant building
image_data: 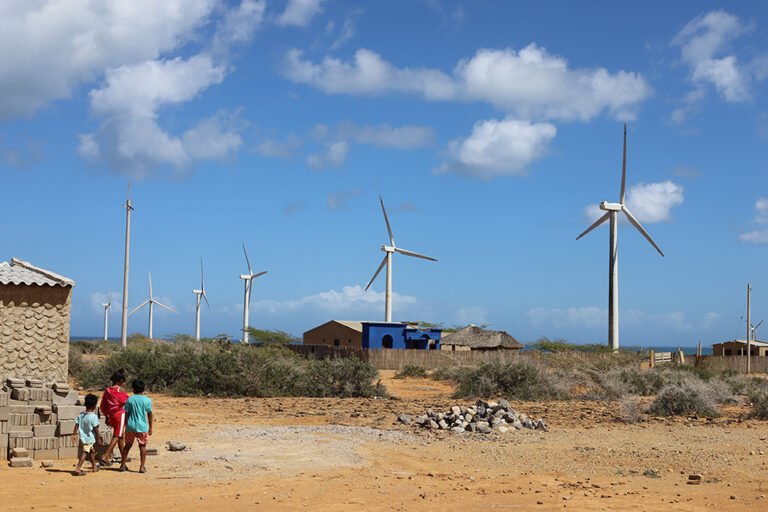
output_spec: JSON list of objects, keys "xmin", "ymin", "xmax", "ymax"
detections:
[
  {"xmin": 303, "ymin": 320, "xmax": 441, "ymax": 350},
  {"xmin": 441, "ymin": 325, "xmax": 523, "ymax": 352},
  {"xmin": 712, "ymin": 339, "xmax": 768, "ymax": 357},
  {"xmin": 0, "ymin": 258, "xmax": 75, "ymax": 383}
]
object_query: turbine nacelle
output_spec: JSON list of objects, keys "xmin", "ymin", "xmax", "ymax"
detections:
[
  {"xmin": 381, "ymin": 245, "xmax": 395, "ymax": 253},
  {"xmin": 599, "ymin": 201, "xmax": 622, "ymax": 212}
]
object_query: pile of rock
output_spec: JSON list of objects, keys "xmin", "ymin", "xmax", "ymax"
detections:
[{"xmin": 399, "ymin": 399, "xmax": 548, "ymax": 434}]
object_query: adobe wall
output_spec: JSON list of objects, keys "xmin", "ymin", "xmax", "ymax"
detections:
[{"xmin": 0, "ymin": 284, "xmax": 72, "ymax": 383}]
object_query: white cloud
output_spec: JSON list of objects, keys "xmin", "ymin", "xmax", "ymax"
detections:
[
  {"xmin": 276, "ymin": 0, "xmax": 325, "ymax": 27},
  {"xmin": 454, "ymin": 306, "xmax": 490, "ymax": 326},
  {"xmin": 252, "ymin": 285, "xmax": 417, "ymax": 316},
  {"xmin": 585, "ymin": 181, "xmax": 684, "ymax": 224},
  {"xmin": 283, "ymin": 44, "xmax": 651, "ymax": 121},
  {"xmin": 256, "ymin": 135, "xmax": 302, "ymax": 158},
  {"xmin": 526, "ymin": 307, "xmax": 606, "ymax": 329},
  {"xmin": 327, "ymin": 189, "xmax": 362, "ymax": 210},
  {"xmin": 337, "ymin": 123, "xmax": 435, "ymax": 149},
  {"xmin": 703, "ymin": 312, "xmax": 721, "ymax": 329},
  {"xmin": 437, "ymin": 118, "xmax": 556, "ymax": 179},
  {"xmin": 0, "ymin": 0, "xmax": 218, "ymax": 119},
  {"xmin": 740, "ymin": 197, "xmax": 768, "ymax": 243},
  {"xmin": 673, "ymin": 10, "xmax": 753, "ymax": 103},
  {"xmin": 80, "ymin": 56, "xmax": 242, "ymax": 177},
  {"xmin": 306, "ymin": 140, "xmax": 349, "ymax": 169},
  {"xmin": 212, "ymin": 0, "xmax": 266, "ymax": 53}
]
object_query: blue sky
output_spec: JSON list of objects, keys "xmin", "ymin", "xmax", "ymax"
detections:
[{"xmin": 1, "ymin": 1, "xmax": 766, "ymax": 345}]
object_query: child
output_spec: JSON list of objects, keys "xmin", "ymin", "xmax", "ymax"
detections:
[
  {"xmin": 99, "ymin": 369, "xmax": 129, "ymax": 466},
  {"xmin": 120, "ymin": 379, "xmax": 153, "ymax": 473},
  {"xmin": 72, "ymin": 394, "xmax": 100, "ymax": 476}
]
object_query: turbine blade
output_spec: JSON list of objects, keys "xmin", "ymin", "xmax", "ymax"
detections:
[
  {"xmin": 576, "ymin": 212, "xmax": 611, "ymax": 240},
  {"xmin": 242, "ymin": 243, "xmax": 252, "ymax": 275},
  {"xmin": 755, "ymin": 320, "xmax": 764, "ymax": 329},
  {"xmin": 129, "ymin": 300, "xmax": 149, "ymax": 316},
  {"xmin": 154, "ymin": 301, "xmax": 176, "ymax": 313},
  {"xmin": 252, "ymin": 271, "xmax": 268, "ymax": 279},
  {"xmin": 365, "ymin": 255, "xmax": 388, "ymax": 291},
  {"xmin": 379, "ymin": 196, "xmax": 395, "ymax": 246},
  {"xmin": 203, "ymin": 290, "xmax": 210, "ymax": 309},
  {"xmin": 620, "ymin": 124, "xmax": 627, "ymax": 205},
  {"xmin": 200, "ymin": 258, "xmax": 205, "ymax": 292},
  {"xmin": 148, "ymin": 272, "xmax": 153, "ymax": 300},
  {"xmin": 394, "ymin": 247, "xmax": 437, "ymax": 261},
  {"xmin": 622, "ymin": 206, "xmax": 665, "ymax": 257}
]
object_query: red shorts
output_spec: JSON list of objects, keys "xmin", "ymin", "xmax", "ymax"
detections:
[
  {"xmin": 125, "ymin": 431, "xmax": 148, "ymax": 446},
  {"xmin": 108, "ymin": 411, "xmax": 126, "ymax": 438}
]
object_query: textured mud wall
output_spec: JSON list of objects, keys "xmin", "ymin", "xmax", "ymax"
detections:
[{"xmin": 0, "ymin": 284, "xmax": 72, "ymax": 383}]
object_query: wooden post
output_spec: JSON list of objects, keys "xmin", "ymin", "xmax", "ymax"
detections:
[{"xmin": 650, "ymin": 349, "xmax": 655, "ymax": 368}]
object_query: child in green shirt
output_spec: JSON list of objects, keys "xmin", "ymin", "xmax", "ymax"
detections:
[{"xmin": 120, "ymin": 379, "xmax": 153, "ymax": 473}]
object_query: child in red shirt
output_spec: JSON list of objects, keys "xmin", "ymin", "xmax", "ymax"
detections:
[{"xmin": 99, "ymin": 369, "xmax": 128, "ymax": 466}]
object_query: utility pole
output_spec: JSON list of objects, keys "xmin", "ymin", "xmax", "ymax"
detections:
[
  {"xmin": 747, "ymin": 283, "xmax": 752, "ymax": 374},
  {"xmin": 120, "ymin": 194, "xmax": 133, "ymax": 350}
]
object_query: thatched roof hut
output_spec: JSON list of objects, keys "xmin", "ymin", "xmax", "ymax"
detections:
[{"xmin": 441, "ymin": 325, "xmax": 523, "ymax": 351}]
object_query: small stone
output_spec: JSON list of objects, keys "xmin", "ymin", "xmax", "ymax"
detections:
[
  {"xmin": 438, "ymin": 420, "xmax": 449, "ymax": 430},
  {"xmin": 397, "ymin": 414, "xmax": 412, "ymax": 425},
  {"xmin": 688, "ymin": 474, "xmax": 702, "ymax": 482},
  {"xmin": 497, "ymin": 426, "xmax": 509, "ymax": 434},
  {"xmin": 450, "ymin": 426, "xmax": 465, "ymax": 434},
  {"xmin": 40, "ymin": 460, "xmax": 54, "ymax": 468},
  {"xmin": 428, "ymin": 420, "xmax": 439, "ymax": 430},
  {"xmin": 478, "ymin": 425, "xmax": 492, "ymax": 434},
  {"xmin": 166, "ymin": 441, "xmax": 187, "ymax": 452},
  {"xmin": 451, "ymin": 406, "xmax": 461, "ymax": 416}
]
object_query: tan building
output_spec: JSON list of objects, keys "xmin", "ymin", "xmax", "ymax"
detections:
[
  {"xmin": 712, "ymin": 339, "xmax": 768, "ymax": 357},
  {"xmin": 0, "ymin": 258, "xmax": 75, "ymax": 383},
  {"xmin": 303, "ymin": 320, "xmax": 363, "ymax": 347},
  {"xmin": 441, "ymin": 325, "xmax": 524, "ymax": 352}
]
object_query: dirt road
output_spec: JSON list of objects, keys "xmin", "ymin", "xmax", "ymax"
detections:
[{"xmin": 2, "ymin": 372, "xmax": 767, "ymax": 511}]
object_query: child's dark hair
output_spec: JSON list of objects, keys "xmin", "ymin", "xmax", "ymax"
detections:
[
  {"xmin": 110, "ymin": 369, "xmax": 126, "ymax": 385},
  {"xmin": 84, "ymin": 394, "xmax": 98, "ymax": 409},
  {"xmin": 132, "ymin": 380, "xmax": 146, "ymax": 394}
]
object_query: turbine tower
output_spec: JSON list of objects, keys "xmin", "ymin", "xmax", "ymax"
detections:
[
  {"xmin": 240, "ymin": 244, "xmax": 267, "ymax": 344},
  {"xmin": 365, "ymin": 196, "xmax": 437, "ymax": 322},
  {"xmin": 102, "ymin": 294, "xmax": 112, "ymax": 341},
  {"xmin": 120, "ymin": 189, "xmax": 133, "ymax": 350},
  {"xmin": 129, "ymin": 272, "xmax": 176, "ymax": 339},
  {"xmin": 193, "ymin": 259, "xmax": 210, "ymax": 341},
  {"xmin": 576, "ymin": 125, "xmax": 664, "ymax": 351}
]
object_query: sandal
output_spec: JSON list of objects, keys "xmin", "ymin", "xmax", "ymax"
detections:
[
  {"xmin": 73, "ymin": 470, "xmax": 86, "ymax": 476},
  {"xmin": 119, "ymin": 466, "xmax": 128, "ymax": 472},
  {"xmin": 139, "ymin": 468, "xmax": 147, "ymax": 474}
]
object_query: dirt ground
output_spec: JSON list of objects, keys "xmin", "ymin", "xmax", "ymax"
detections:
[{"xmin": 3, "ymin": 371, "xmax": 768, "ymax": 511}]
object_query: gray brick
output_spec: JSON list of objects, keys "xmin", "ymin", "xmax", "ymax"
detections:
[
  {"xmin": 0, "ymin": 407, "xmax": 8, "ymax": 421},
  {"xmin": 0, "ymin": 391, "xmax": 8, "ymax": 407},
  {"xmin": 11, "ymin": 447, "xmax": 29, "ymax": 457},
  {"xmin": 58, "ymin": 446, "xmax": 78, "ymax": 459},
  {"xmin": 57, "ymin": 420, "xmax": 76, "ymax": 436},
  {"xmin": 33, "ymin": 424, "xmax": 57, "ymax": 437},
  {"xmin": 33, "ymin": 437, "xmax": 58, "ymax": 450},
  {"xmin": 10, "ymin": 456, "xmax": 34, "ymax": 467},
  {"xmin": 52, "ymin": 390, "xmax": 79, "ymax": 407},
  {"xmin": 9, "ymin": 430, "xmax": 33, "ymax": 438},
  {"xmin": 10, "ymin": 404, "xmax": 36, "ymax": 414},
  {"xmin": 0, "ymin": 433, "xmax": 8, "ymax": 447},
  {"xmin": 52, "ymin": 382, "xmax": 70, "ymax": 392},
  {"xmin": 33, "ymin": 448, "xmax": 58, "ymax": 460},
  {"xmin": 52, "ymin": 405, "xmax": 83, "ymax": 420},
  {"xmin": 11, "ymin": 388, "xmax": 31, "ymax": 401}
]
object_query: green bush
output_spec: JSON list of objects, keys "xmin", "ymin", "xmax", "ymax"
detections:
[
  {"xmin": 453, "ymin": 360, "xmax": 569, "ymax": 401},
  {"xmin": 648, "ymin": 379, "xmax": 721, "ymax": 417},
  {"xmin": 394, "ymin": 365, "xmax": 428, "ymax": 379},
  {"xmin": 70, "ymin": 342, "xmax": 386, "ymax": 398},
  {"xmin": 750, "ymin": 386, "xmax": 768, "ymax": 419}
]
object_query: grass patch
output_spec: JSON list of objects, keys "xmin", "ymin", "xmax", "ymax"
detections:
[{"xmin": 394, "ymin": 365, "xmax": 428, "ymax": 379}]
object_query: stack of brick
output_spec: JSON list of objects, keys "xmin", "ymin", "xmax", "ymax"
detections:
[{"xmin": 2, "ymin": 377, "xmax": 114, "ymax": 463}]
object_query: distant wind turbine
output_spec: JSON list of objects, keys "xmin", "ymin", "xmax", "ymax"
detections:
[
  {"xmin": 240, "ymin": 244, "xmax": 267, "ymax": 344},
  {"xmin": 365, "ymin": 196, "xmax": 437, "ymax": 322},
  {"xmin": 129, "ymin": 272, "xmax": 176, "ymax": 339},
  {"xmin": 102, "ymin": 294, "xmax": 112, "ymax": 341},
  {"xmin": 193, "ymin": 259, "xmax": 210, "ymax": 341},
  {"xmin": 576, "ymin": 125, "xmax": 664, "ymax": 351}
]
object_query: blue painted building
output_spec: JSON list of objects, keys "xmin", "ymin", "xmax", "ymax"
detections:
[{"xmin": 303, "ymin": 320, "xmax": 442, "ymax": 350}]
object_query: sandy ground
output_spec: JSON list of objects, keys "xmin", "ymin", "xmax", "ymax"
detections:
[{"xmin": 3, "ymin": 371, "xmax": 768, "ymax": 511}]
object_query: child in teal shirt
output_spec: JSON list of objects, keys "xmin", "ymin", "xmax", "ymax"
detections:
[
  {"xmin": 72, "ymin": 394, "xmax": 100, "ymax": 476},
  {"xmin": 120, "ymin": 379, "xmax": 153, "ymax": 473}
]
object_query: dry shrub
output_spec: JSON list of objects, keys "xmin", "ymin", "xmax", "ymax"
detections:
[
  {"xmin": 394, "ymin": 365, "xmax": 428, "ymax": 379},
  {"xmin": 620, "ymin": 397, "xmax": 646, "ymax": 423},
  {"xmin": 648, "ymin": 378, "xmax": 721, "ymax": 417},
  {"xmin": 749, "ymin": 385, "xmax": 768, "ymax": 419},
  {"xmin": 453, "ymin": 359, "xmax": 570, "ymax": 401}
]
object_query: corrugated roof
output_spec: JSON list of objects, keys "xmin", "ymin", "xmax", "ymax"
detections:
[
  {"xmin": 442, "ymin": 325, "xmax": 523, "ymax": 349},
  {"xmin": 0, "ymin": 258, "xmax": 75, "ymax": 287},
  {"xmin": 334, "ymin": 320, "xmax": 364, "ymax": 332},
  {"xmin": 713, "ymin": 339, "xmax": 768, "ymax": 347}
]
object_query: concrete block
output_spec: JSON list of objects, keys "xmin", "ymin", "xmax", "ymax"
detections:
[
  {"xmin": 0, "ymin": 407, "xmax": 8, "ymax": 421},
  {"xmin": 26, "ymin": 379, "xmax": 43, "ymax": 388},
  {"xmin": 35, "ymin": 405, "xmax": 52, "ymax": 415},
  {"xmin": 52, "ymin": 390, "xmax": 79, "ymax": 407},
  {"xmin": 10, "ymin": 413, "xmax": 36, "ymax": 426},
  {"xmin": 0, "ymin": 448, "xmax": 7, "ymax": 461},
  {"xmin": 0, "ymin": 422, "xmax": 7, "ymax": 434},
  {"xmin": 52, "ymin": 382, "xmax": 70, "ymax": 392},
  {"xmin": 0, "ymin": 433, "xmax": 8, "ymax": 447},
  {"xmin": 10, "ymin": 404, "xmax": 36, "ymax": 414},
  {"xmin": 58, "ymin": 447, "xmax": 78, "ymax": 459},
  {"xmin": 10, "ymin": 457, "xmax": 34, "ymax": 467},
  {"xmin": 57, "ymin": 420, "xmax": 76, "ymax": 436},
  {"xmin": 6, "ymin": 378, "xmax": 25, "ymax": 389},
  {"xmin": 33, "ymin": 437, "xmax": 58, "ymax": 450},
  {"xmin": 58, "ymin": 435, "xmax": 78, "ymax": 448},
  {"xmin": 0, "ymin": 391, "xmax": 8, "ymax": 407},
  {"xmin": 11, "ymin": 447, "xmax": 29, "ymax": 457},
  {"xmin": 11, "ymin": 388, "xmax": 31, "ymax": 401},
  {"xmin": 33, "ymin": 424, "xmax": 57, "ymax": 437},
  {"xmin": 11, "ymin": 437, "xmax": 35, "ymax": 450},
  {"xmin": 9, "ymin": 430, "xmax": 33, "ymax": 438},
  {"xmin": 33, "ymin": 449, "xmax": 58, "ymax": 460},
  {"xmin": 52, "ymin": 405, "xmax": 83, "ymax": 420}
]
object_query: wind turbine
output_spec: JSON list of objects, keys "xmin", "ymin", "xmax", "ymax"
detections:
[
  {"xmin": 193, "ymin": 259, "xmax": 210, "ymax": 341},
  {"xmin": 102, "ymin": 294, "xmax": 112, "ymax": 341},
  {"xmin": 240, "ymin": 244, "xmax": 267, "ymax": 344},
  {"xmin": 576, "ymin": 125, "xmax": 664, "ymax": 351},
  {"xmin": 129, "ymin": 272, "xmax": 176, "ymax": 339},
  {"xmin": 120, "ymin": 187, "xmax": 134, "ymax": 349},
  {"xmin": 365, "ymin": 196, "xmax": 437, "ymax": 322},
  {"xmin": 752, "ymin": 320, "xmax": 764, "ymax": 341}
]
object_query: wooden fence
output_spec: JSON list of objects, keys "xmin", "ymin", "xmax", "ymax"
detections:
[
  {"xmin": 699, "ymin": 355, "xmax": 768, "ymax": 374},
  {"xmin": 289, "ymin": 345, "xmax": 626, "ymax": 371}
]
